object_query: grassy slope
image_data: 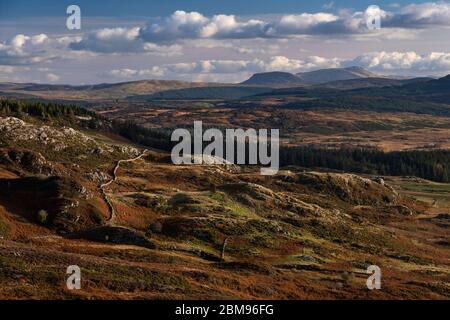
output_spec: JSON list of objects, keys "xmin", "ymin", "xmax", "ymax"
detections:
[
  {"xmin": 0, "ymin": 141, "xmax": 449, "ymax": 299},
  {"xmin": 0, "ymin": 100, "xmax": 448, "ymax": 299}
]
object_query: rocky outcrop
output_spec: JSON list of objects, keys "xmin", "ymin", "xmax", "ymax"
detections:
[
  {"xmin": 0, "ymin": 117, "xmax": 138, "ymax": 157},
  {"xmin": 219, "ymin": 182, "xmax": 277, "ymax": 201},
  {"xmin": 0, "ymin": 175, "xmax": 100, "ymax": 233},
  {"xmin": 0, "ymin": 148, "xmax": 53, "ymax": 175},
  {"xmin": 0, "ymin": 117, "xmax": 95, "ymax": 151},
  {"xmin": 74, "ymin": 226, "xmax": 156, "ymax": 249},
  {"xmin": 296, "ymin": 172, "xmax": 399, "ymax": 205},
  {"xmin": 219, "ymin": 182, "xmax": 327, "ymax": 217}
]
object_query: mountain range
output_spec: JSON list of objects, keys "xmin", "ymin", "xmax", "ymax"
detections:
[
  {"xmin": 0, "ymin": 66, "xmax": 446, "ymax": 102},
  {"xmin": 241, "ymin": 66, "xmax": 380, "ymax": 86}
]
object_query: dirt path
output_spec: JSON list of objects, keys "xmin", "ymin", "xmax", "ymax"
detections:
[{"xmin": 100, "ymin": 149, "xmax": 148, "ymax": 224}]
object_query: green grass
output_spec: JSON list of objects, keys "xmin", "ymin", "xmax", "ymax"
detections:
[
  {"xmin": 210, "ymin": 191, "xmax": 226, "ymax": 203},
  {"xmin": 390, "ymin": 179, "xmax": 450, "ymax": 207},
  {"xmin": 0, "ymin": 216, "xmax": 10, "ymax": 237},
  {"xmin": 399, "ymin": 182, "xmax": 450, "ymax": 193},
  {"xmin": 224, "ymin": 201, "xmax": 259, "ymax": 219}
]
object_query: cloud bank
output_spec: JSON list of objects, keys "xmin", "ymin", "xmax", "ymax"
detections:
[
  {"xmin": 136, "ymin": 3, "xmax": 450, "ymax": 44},
  {"xmin": 104, "ymin": 51, "xmax": 450, "ymax": 81},
  {"xmin": 62, "ymin": 2, "xmax": 450, "ymax": 61}
]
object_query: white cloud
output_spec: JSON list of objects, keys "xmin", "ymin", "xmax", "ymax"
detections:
[
  {"xmin": 138, "ymin": 10, "xmax": 363, "ymax": 44},
  {"xmin": 70, "ymin": 27, "xmax": 143, "ymax": 53},
  {"xmin": 0, "ymin": 33, "xmax": 85, "ymax": 66},
  {"xmin": 136, "ymin": 4, "xmax": 450, "ymax": 43},
  {"xmin": 199, "ymin": 15, "xmax": 269, "ymax": 39},
  {"xmin": 70, "ymin": 27, "xmax": 183, "ymax": 55},
  {"xmin": 142, "ymin": 43, "xmax": 183, "ymax": 56},
  {"xmin": 31, "ymin": 34, "xmax": 48, "ymax": 45},
  {"xmin": 139, "ymin": 11, "xmax": 213, "ymax": 43},
  {"xmin": 45, "ymin": 73, "xmax": 60, "ymax": 82},
  {"xmin": 277, "ymin": 13, "xmax": 339, "ymax": 33},
  {"xmin": 104, "ymin": 55, "xmax": 344, "ymax": 81},
  {"xmin": 107, "ymin": 66, "xmax": 166, "ymax": 78},
  {"xmin": 10, "ymin": 34, "xmax": 29, "ymax": 49},
  {"xmin": 104, "ymin": 50, "xmax": 450, "ymax": 82},
  {"xmin": 10, "ymin": 3, "xmax": 449, "ymax": 61},
  {"xmin": 109, "ymin": 69, "xmax": 139, "ymax": 78},
  {"xmin": 3, "ymin": 3, "xmax": 450, "ymax": 84},
  {"xmin": 0, "ymin": 66, "xmax": 16, "ymax": 73},
  {"xmin": 351, "ymin": 51, "xmax": 450, "ymax": 72},
  {"xmin": 384, "ymin": 2, "xmax": 450, "ymax": 27},
  {"xmin": 139, "ymin": 10, "xmax": 348, "ymax": 43},
  {"xmin": 0, "ymin": 34, "xmax": 53, "ymax": 65}
]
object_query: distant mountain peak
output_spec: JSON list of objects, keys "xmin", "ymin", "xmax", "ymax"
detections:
[
  {"xmin": 241, "ymin": 71, "xmax": 303, "ymax": 86},
  {"xmin": 241, "ymin": 67, "xmax": 380, "ymax": 87},
  {"xmin": 295, "ymin": 66, "xmax": 378, "ymax": 84},
  {"xmin": 438, "ymin": 74, "xmax": 450, "ymax": 82},
  {"xmin": 345, "ymin": 66, "xmax": 369, "ymax": 72}
]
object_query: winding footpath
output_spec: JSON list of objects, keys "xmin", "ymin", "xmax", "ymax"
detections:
[{"xmin": 100, "ymin": 149, "xmax": 148, "ymax": 224}]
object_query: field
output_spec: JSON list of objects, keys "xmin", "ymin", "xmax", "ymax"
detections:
[{"xmin": 94, "ymin": 104, "xmax": 450, "ymax": 151}]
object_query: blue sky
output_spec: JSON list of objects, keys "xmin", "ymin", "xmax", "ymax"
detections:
[
  {"xmin": 0, "ymin": 0, "xmax": 430, "ymax": 17},
  {"xmin": 1, "ymin": 0, "xmax": 450, "ymax": 84}
]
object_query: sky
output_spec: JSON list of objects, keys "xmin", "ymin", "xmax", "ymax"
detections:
[{"xmin": 1, "ymin": 0, "xmax": 450, "ymax": 84}]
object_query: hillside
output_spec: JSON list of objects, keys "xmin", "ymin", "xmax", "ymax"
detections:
[
  {"xmin": 241, "ymin": 71, "xmax": 305, "ymax": 86},
  {"xmin": 397, "ymin": 74, "xmax": 450, "ymax": 102},
  {"xmin": 129, "ymin": 85, "xmax": 273, "ymax": 101},
  {"xmin": 297, "ymin": 66, "xmax": 379, "ymax": 84},
  {"xmin": 242, "ymin": 73, "xmax": 450, "ymax": 116},
  {"xmin": 0, "ymin": 67, "xmax": 435, "ymax": 103},
  {"xmin": 0, "ymin": 80, "xmax": 221, "ymax": 101},
  {"xmin": 241, "ymin": 67, "xmax": 380, "ymax": 87},
  {"xmin": 127, "ymin": 68, "xmax": 407, "ymax": 101},
  {"xmin": 0, "ymin": 99, "xmax": 449, "ymax": 299},
  {"xmin": 316, "ymin": 77, "xmax": 433, "ymax": 90}
]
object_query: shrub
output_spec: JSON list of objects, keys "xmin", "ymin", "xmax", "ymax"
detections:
[
  {"xmin": 341, "ymin": 271, "xmax": 355, "ymax": 285},
  {"xmin": 149, "ymin": 221, "xmax": 163, "ymax": 233},
  {"xmin": 169, "ymin": 193, "xmax": 197, "ymax": 207},
  {"xmin": 90, "ymin": 207, "xmax": 105, "ymax": 224},
  {"xmin": 210, "ymin": 191, "xmax": 226, "ymax": 203},
  {"xmin": 146, "ymin": 221, "xmax": 163, "ymax": 237},
  {"xmin": 135, "ymin": 195, "xmax": 168, "ymax": 210},
  {"xmin": 0, "ymin": 216, "xmax": 10, "ymax": 237},
  {"xmin": 37, "ymin": 210, "xmax": 48, "ymax": 224}
]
